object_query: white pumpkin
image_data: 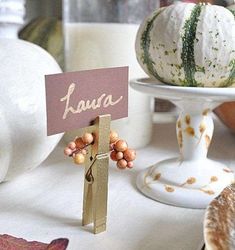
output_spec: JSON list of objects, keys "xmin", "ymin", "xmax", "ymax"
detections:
[
  {"xmin": 135, "ymin": 3, "xmax": 235, "ymax": 87},
  {"xmin": 0, "ymin": 39, "xmax": 63, "ymax": 182}
]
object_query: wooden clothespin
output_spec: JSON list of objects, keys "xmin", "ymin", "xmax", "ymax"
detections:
[
  {"xmin": 45, "ymin": 67, "xmax": 128, "ymax": 234},
  {"xmin": 81, "ymin": 114, "xmax": 111, "ymax": 234}
]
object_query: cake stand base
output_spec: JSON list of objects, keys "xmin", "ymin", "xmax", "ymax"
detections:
[{"xmin": 136, "ymin": 158, "xmax": 234, "ymax": 209}]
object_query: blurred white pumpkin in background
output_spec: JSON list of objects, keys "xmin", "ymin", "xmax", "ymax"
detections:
[{"xmin": 0, "ymin": 39, "xmax": 63, "ymax": 182}]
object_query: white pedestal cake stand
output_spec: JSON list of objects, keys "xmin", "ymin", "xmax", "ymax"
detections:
[{"xmin": 131, "ymin": 78, "xmax": 235, "ymax": 209}]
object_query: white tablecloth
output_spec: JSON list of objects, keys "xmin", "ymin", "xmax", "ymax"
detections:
[{"xmin": 0, "ymin": 118, "xmax": 234, "ymax": 250}]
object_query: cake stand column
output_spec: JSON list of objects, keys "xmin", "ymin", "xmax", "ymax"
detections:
[{"xmin": 175, "ymin": 100, "xmax": 214, "ymax": 162}]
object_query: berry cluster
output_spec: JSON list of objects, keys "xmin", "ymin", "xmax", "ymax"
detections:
[
  {"xmin": 64, "ymin": 131, "xmax": 136, "ymax": 169},
  {"xmin": 109, "ymin": 131, "xmax": 136, "ymax": 170},
  {"xmin": 64, "ymin": 132, "xmax": 94, "ymax": 165}
]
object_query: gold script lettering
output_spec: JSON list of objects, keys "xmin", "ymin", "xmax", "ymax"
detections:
[
  {"xmin": 60, "ymin": 83, "xmax": 76, "ymax": 119},
  {"xmin": 60, "ymin": 83, "xmax": 123, "ymax": 119},
  {"xmin": 103, "ymin": 95, "xmax": 123, "ymax": 108}
]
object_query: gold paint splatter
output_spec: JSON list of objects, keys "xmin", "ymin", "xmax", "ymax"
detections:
[
  {"xmin": 199, "ymin": 122, "xmax": 206, "ymax": 133},
  {"xmin": 177, "ymin": 130, "xmax": 183, "ymax": 148},
  {"xmin": 142, "ymin": 168, "xmax": 154, "ymax": 190},
  {"xmin": 154, "ymin": 173, "xmax": 161, "ymax": 181},
  {"xmin": 205, "ymin": 135, "xmax": 211, "ymax": 149},
  {"xmin": 143, "ymin": 172, "xmax": 151, "ymax": 189},
  {"xmin": 196, "ymin": 122, "xmax": 206, "ymax": 147},
  {"xmin": 202, "ymin": 189, "xmax": 215, "ymax": 195},
  {"xmin": 181, "ymin": 177, "xmax": 197, "ymax": 187},
  {"xmin": 210, "ymin": 176, "xmax": 218, "ymax": 182},
  {"xmin": 185, "ymin": 115, "xmax": 191, "ymax": 125},
  {"xmin": 185, "ymin": 127, "xmax": 195, "ymax": 136},
  {"xmin": 202, "ymin": 109, "xmax": 210, "ymax": 116},
  {"xmin": 165, "ymin": 186, "xmax": 175, "ymax": 193},
  {"xmin": 142, "ymin": 166, "xmax": 155, "ymax": 189},
  {"xmin": 177, "ymin": 120, "xmax": 181, "ymax": 129},
  {"xmin": 187, "ymin": 177, "xmax": 196, "ymax": 184}
]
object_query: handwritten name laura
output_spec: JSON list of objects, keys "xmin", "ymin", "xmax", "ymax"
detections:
[{"xmin": 60, "ymin": 83, "xmax": 123, "ymax": 120}]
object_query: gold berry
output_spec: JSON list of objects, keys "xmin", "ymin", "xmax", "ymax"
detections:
[
  {"xmin": 114, "ymin": 140, "xmax": 128, "ymax": 152},
  {"xmin": 73, "ymin": 153, "xmax": 85, "ymax": 165},
  {"xmin": 123, "ymin": 149, "xmax": 136, "ymax": 162},
  {"xmin": 75, "ymin": 137, "xmax": 85, "ymax": 149},
  {"xmin": 110, "ymin": 131, "xmax": 119, "ymax": 143},
  {"xmin": 116, "ymin": 151, "xmax": 124, "ymax": 160},
  {"xmin": 68, "ymin": 141, "xmax": 76, "ymax": 150},
  {"xmin": 127, "ymin": 161, "xmax": 134, "ymax": 169},
  {"xmin": 117, "ymin": 159, "xmax": 127, "ymax": 169},
  {"xmin": 64, "ymin": 147, "xmax": 72, "ymax": 156},
  {"xmin": 110, "ymin": 151, "xmax": 118, "ymax": 161},
  {"xmin": 82, "ymin": 132, "xmax": 94, "ymax": 145},
  {"xmin": 81, "ymin": 149, "xmax": 87, "ymax": 155}
]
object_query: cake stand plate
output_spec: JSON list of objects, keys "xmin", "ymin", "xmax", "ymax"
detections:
[{"xmin": 131, "ymin": 78, "xmax": 235, "ymax": 209}]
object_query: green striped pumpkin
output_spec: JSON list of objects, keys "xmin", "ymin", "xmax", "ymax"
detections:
[
  {"xmin": 135, "ymin": 3, "xmax": 235, "ymax": 87},
  {"xmin": 19, "ymin": 17, "xmax": 64, "ymax": 69}
]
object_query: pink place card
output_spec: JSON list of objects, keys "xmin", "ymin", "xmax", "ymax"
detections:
[{"xmin": 45, "ymin": 66, "xmax": 128, "ymax": 136}]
